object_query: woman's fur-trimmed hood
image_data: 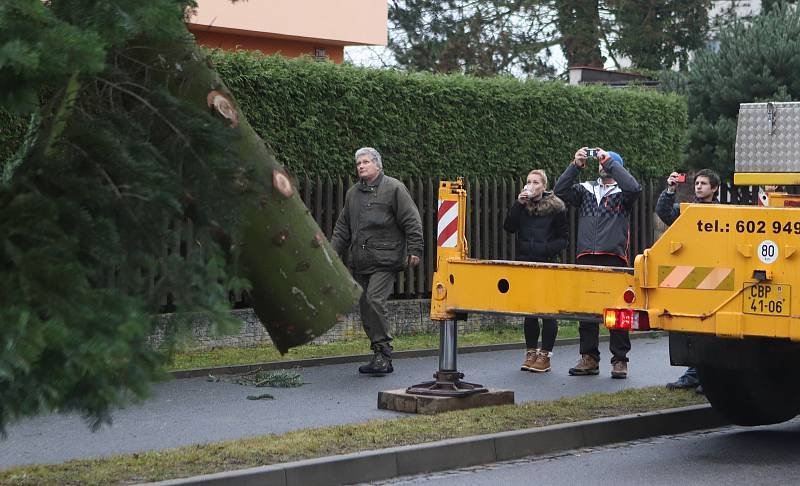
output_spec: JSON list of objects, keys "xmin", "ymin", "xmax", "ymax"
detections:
[{"xmin": 525, "ymin": 191, "xmax": 565, "ymax": 216}]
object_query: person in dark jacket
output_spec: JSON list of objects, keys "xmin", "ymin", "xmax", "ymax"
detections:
[
  {"xmin": 331, "ymin": 147, "xmax": 424, "ymax": 375},
  {"xmin": 657, "ymin": 168, "xmax": 720, "ymax": 394},
  {"xmin": 554, "ymin": 147, "xmax": 642, "ymax": 379},
  {"xmin": 504, "ymin": 169, "xmax": 568, "ymax": 372}
]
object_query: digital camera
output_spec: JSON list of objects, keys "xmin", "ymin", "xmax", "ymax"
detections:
[
  {"xmin": 586, "ymin": 148, "xmax": 599, "ymax": 159},
  {"xmin": 676, "ymin": 173, "xmax": 686, "ymax": 183}
]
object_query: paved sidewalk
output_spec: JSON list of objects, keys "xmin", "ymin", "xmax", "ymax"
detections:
[{"xmin": 1, "ymin": 335, "xmax": 679, "ymax": 470}]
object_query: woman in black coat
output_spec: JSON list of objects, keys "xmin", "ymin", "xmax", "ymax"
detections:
[{"xmin": 503, "ymin": 169, "xmax": 568, "ymax": 372}]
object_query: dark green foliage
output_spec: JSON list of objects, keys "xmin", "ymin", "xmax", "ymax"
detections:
[
  {"xmin": 211, "ymin": 50, "xmax": 686, "ymax": 180},
  {"xmin": 685, "ymin": 3, "xmax": 800, "ymax": 177},
  {"xmin": 0, "ymin": 1, "xmax": 104, "ymax": 113},
  {"xmin": 654, "ymin": 69, "xmax": 690, "ymax": 97},
  {"xmin": 556, "ymin": 0, "xmax": 603, "ymax": 67},
  {"xmin": 0, "ymin": 0, "xmax": 254, "ymax": 435},
  {"xmin": 386, "ymin": 1, "xmax": 714, "ymax": 75},
  {"xmin": 388, "ymin": 0, "xmax": 559, "ymax": 77},
  {"xmin": 0, "ymin": 109, "xmax": 28, "ymax": 170},
  {"xmin": 210, "ymin": 368, "xmax": 305, "ymax": 388},
  {"xmin": 763, "ymin": 0, "xmax": 798, "ymax": 13},
  {"xmin": 608, "ymin": 0, "xmax": 710, "ymax": 71}
]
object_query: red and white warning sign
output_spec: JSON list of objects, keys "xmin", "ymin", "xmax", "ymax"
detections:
[{"xmin": 437, "ymin": 200, "xmax": 459, "ymax": 247}]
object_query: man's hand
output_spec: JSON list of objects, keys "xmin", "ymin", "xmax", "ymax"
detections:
[
  {"xmin": 408, "ymin": 255, "xmax": 420, "ymax": 267},
  {"xmin": 573, "ymin": 147, "xmax": 588, "ymax": 168},
  {"xmin": 666, "ymin": 171, "xmax": 680, "ymax": 192},
  {"xmin": 596, "ymin": 148, "xmax": 609, "ymax": 164}
]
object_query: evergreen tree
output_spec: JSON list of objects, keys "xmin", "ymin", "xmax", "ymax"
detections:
[
  {"xmin": 388, "ymin": 1, "xmax": 712, "ymax": 75},
  {"xmin": 607, "ymin": 0, "xmax": 710, "ymax": 71},
  {"xmin": 685, "ymin": 3, "xmax": 800, "ymax": 177},
  {"xmin": 0, "ymin": 0, "xmax": 358, "ymax": 434},
  {"xmin": 388, "ymin": 0, "xmax": 560, "ymax": 77},
  {"xmin": 763, "ymin": 0, "xmax": 798, "ymax": 13},
  {"xmin": 555, "ymin": 0, "xmax": 604, "ymax": 68}
]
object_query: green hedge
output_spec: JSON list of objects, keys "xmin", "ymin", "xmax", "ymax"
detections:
[
  {"xmin": 2, "ymin": 52, "xmax": 687, "ymax": 181},
  {"xmin": 211, "ymin": 50, "xmax": 687, "ymax": 180}
]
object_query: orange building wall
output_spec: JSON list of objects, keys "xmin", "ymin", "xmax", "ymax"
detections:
[{"xmin": 191, "ymin": 29, "xmax": 344, "ymax": 63}]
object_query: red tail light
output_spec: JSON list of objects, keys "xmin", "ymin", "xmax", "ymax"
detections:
[{"xmin": 604, "ymin": 308, "xmax": 650, "ymax": 331}]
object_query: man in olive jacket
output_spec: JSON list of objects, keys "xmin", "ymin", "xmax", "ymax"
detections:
[{"xmin": 331, "ymin": 147, "xmax": 424, "ymax": 375}]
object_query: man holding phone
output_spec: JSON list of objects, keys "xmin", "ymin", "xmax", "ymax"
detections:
[
  {"xmin": 655, "ymin": 168, "xmax": 721, "ymax": 392},
  {"xmin": 656, "ymin": 169, "xmax": 720, "ymax": 226}
]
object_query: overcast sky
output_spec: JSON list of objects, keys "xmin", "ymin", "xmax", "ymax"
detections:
[{"xmin": 343, "ymin": 44, "xmax": 572, "ymax": 77}]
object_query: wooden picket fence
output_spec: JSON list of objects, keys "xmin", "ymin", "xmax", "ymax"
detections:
[
  {"xmin": 147, "ymin": 177, "xmax": 778, "ymax": 309},
  {"xmin": 298, "ymin": 176, "xmax": 660, "ymax": 299}
]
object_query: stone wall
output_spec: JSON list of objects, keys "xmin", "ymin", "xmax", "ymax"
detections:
[{"xmin": 150, "ymin": 299, "xmax": 522, "ymax": 351}]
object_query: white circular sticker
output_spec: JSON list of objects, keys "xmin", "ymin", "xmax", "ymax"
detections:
[{"xmin": 757, "ymin": 240, "xmax": 779, "ymax": 264}]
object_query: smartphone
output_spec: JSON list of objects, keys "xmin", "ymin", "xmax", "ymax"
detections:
[{"xmin": 676, "ymin": 173, "xmax": 686, "ymax": 183}]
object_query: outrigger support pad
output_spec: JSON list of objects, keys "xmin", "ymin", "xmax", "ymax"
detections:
[{"xmin": 405, "ymin": 319, "xmax": 488, "ymax": 397}]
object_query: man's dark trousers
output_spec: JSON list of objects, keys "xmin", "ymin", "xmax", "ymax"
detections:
[
  {"xmin": 354, "ymin": 271, "xmax": 395, "ymax": 349},
  {"xmin": 576, "ymin": 254, "xmax": 631, "ymax": 363}
]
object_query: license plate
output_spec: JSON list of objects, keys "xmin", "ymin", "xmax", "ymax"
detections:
[{"xmin": 743, "ymin": 283, "xmax": 790, "ymax": 316}]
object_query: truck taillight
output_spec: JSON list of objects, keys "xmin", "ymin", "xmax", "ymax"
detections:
[{"xmin": 603, "ymin": 308, "xmax": 650, "ymax": 331}]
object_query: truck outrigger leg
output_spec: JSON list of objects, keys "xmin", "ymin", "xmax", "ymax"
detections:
[{"xmin": 405, "ymin": 318, "xmax": 488, "ymax": 397}]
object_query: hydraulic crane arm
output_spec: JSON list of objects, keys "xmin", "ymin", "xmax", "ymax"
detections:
[
  {"xmin": 430, "ymin": 180, "xmax": 639, "ymax": 323},
  {"xmin": 431, "ymin": 259, "xmax": 636, "ymax": 322}
]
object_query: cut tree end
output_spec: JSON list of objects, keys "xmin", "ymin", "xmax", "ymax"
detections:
[
  {"xmin": 272, "ymin": 169, "xmax": 294, "ymax": 198},
  {"xmin": 206, "ymin": 90, "xmax": 239, "ymax": 128}
]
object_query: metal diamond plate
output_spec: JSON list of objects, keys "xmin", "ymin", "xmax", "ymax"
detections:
[{"xmin": 736, "ymin": 102, "xmax": 800, "ymax": 173}]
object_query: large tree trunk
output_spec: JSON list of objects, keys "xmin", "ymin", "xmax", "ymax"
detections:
[
  {"xmin": 143, "ymin": 34, "xmax": 361, "ymax": 353},
  {"xmin": 16, "ymin": 32, "xmax": 361, "ymax": 353}
]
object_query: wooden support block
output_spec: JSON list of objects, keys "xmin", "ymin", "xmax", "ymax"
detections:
[{"xmin": 378, "ymin": 389, "xmax": 514, "ymax": 414}]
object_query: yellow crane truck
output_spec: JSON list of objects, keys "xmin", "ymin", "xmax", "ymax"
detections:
[{"xmin": 423, "ymin": 102, "xmax": 800, "ymax": 426}]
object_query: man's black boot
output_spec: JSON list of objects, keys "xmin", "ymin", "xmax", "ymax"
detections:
[{"xmin": 358, "ymin": 346, "xmax": 393, "ymax": 375}]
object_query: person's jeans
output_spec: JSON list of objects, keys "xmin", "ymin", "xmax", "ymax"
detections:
[
  {"xmin": 575, "ymin": 254, "xmax": 631, "ymax": 363},
  {"xmin": 524, "ymin": 317, "xmax": 558, "ymax": 351}
]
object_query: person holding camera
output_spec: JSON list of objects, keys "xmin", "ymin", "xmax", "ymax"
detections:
[
  {"xmin": 504, "ymin": 169, "xmax": 568, "ymax": 373},
  {"xmin": 554, "ymin": 147, "xmax": 642, "ymax": 379},
  {"xmin": 656, "ymin": 169, "xmax": 720, "ymax": 225},
  {"xmin": 656, "ymin": 168, "xmax": 720, "ymax": 393}
]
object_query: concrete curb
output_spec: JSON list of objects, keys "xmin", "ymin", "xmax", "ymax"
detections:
[
  {"xmin": 141, "ymin": 404, "xmax": 728, "ymax": 486},
  {"xmin": 171, "ymin": 331, "xmax": 666, "ymax": 379}
]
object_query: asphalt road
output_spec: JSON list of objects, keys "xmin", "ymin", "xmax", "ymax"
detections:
[
  {"xmin": 377, "ymin": 418, "xmax": 800, "ymax": 486},
  {"xmin": 1, "ymin": 335, "xmax": 680, "ymax": 470}
]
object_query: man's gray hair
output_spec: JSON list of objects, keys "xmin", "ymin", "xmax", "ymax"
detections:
[{"xmin": 354, "ymin": 147, "xmax": 383, "ymax": 170}]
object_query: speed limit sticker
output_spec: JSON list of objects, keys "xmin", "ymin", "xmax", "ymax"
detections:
[{"xmin": 758, "ymin": 240, "xmax": 779, "ymax": 264}]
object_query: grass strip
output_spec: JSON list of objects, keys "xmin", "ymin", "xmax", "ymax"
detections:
[
  {"xmin": 168, "ymin": 323, "xmax": 609, "ymax": 371},
  {"xmin": 0, "ymin": 386, "xmax": 705, "ymax": 486}
]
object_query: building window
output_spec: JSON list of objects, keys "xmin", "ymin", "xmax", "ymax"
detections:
[{"xmin": 314, "ymin": 48, "xmax": 328, "ymax": 61}]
